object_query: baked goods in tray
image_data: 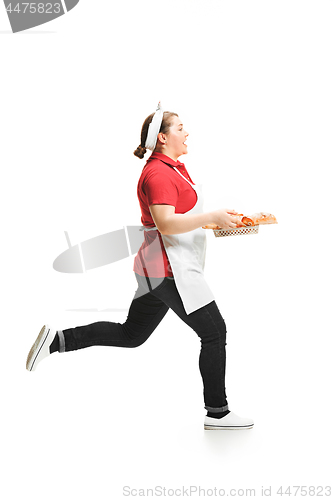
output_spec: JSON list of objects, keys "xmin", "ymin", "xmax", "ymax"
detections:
[
  {"xmin": 242, "ymin": 212, "xmax": 277, "ymax": 226},
  {"xmin": 202, "ymin": 212, "xmax": 277, "ymax": 230}
]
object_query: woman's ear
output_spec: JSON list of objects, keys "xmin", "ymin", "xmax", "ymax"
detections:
[{"xmin": 157, "ymin": 132, "xmax": 167, "ymax": 145}]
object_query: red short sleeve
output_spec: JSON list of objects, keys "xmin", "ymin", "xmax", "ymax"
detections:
[{"xmin": 144, "ymin": 172, "xmax": 179, "ymax": 207}]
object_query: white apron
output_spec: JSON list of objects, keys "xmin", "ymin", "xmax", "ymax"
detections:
[{"xmin": 144, "ymin": 167, "xmax": 215, "ymax": 315}]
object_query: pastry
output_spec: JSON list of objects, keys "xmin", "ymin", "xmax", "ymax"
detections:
[{"xmin": 202, "ymin": 212, "xmax": 277, "ymax": 229}]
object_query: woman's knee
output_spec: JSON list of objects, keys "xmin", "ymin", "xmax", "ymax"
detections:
[
  {"xmin": 209, "ymin": 319, "xmax": 227, "ymax": 345},
  {"xmin": 126, "ymin": 336, "xmax": 149, "ymax": 348},
  {"xmin": 121, "ymin": 323, "xmax": 151, "ymax": 348},
  {"xmin": 195, "ymin": 303, "xmax": 227, "ymax": 344},
  {"xmin": 208, "ymin": 302, "xmax": 227, "ymax": 332}
]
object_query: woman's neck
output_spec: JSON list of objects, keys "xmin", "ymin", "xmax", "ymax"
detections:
[{"xmin": 154, "ymin": 146, "xmax": 179, "ymax": 162}]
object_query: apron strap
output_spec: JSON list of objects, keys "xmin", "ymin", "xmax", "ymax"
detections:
[
  {"xmin": 172, "ymin": 167, "xmax": 196, "ymax": 187},
  {"xmin": 140, "ymin": 226, "xmax": 158, "ymax": 231}
]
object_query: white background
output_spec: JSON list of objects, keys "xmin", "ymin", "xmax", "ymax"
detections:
[{"xmin": 1, "ymin": 1, "xmax": 332, "ymax": 498}]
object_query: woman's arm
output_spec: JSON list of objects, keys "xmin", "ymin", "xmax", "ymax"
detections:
[{"xmin": 149, "ymin": 204, "xmax": 241, "ymax": 235}]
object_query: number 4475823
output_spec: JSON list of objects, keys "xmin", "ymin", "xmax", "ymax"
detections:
[{"xmin": 5, "ymin": 3, "xmax": 61, "ymax": 14}]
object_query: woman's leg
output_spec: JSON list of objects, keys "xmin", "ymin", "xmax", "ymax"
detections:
[
  {"xmin": 148, "ymin": 278, "xmax": 228, "ymax": 413},
  {"xmin": 26, "ymin": 275, "xmax": 170, "ymax": 371},
  {"xmin": 61, "ymin": 275, "xmax": 169, "ymax": 352}
]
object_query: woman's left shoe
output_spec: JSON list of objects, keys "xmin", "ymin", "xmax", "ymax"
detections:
[
  {"xmin": 204, "ymin": 411, "xmax": 254, "ymax": 430},
  {"xmin": 26, "ymin": 324, "xmax": 57, "ymax": 372}
]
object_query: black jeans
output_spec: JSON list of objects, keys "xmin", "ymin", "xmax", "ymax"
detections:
[{"xmin": 62, "ymin": 273, "xmax": 228, "ymax": 412}]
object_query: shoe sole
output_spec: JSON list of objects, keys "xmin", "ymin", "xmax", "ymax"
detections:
[
  {"xmin": 204, "ymin": 424, "xmax": 254, "ymax": 430},
  {"xmin": 26, "ymin": 325, "xmax": 50, "ymax": 371}
]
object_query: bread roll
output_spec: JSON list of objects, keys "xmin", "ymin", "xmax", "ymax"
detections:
[{"xmin": 202, "ymin": 212, "xmax": 277, "ymax": 229}]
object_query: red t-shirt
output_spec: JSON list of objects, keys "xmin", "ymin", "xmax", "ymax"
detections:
[{"xmin": 133, "ymin": 152, "xmax": 197, "ymax": 277}]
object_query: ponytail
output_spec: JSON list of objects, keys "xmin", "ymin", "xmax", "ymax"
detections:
[{"xmin": 133, "ymin": 145, "xmax": 147, "ymax": 159}]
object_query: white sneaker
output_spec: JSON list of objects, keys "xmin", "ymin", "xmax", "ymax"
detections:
[
  {"xmin": 204, "ymin": 411, "xmax": 254, "ymax": 430},
  {"xmin": 26, "ymin": 325, "xmax": 57, "ymax": 371}
]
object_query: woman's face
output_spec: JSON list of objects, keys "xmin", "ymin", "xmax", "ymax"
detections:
[{"xmin": 160, "ymin": 116, "xmax": 189, "ymax": 160}]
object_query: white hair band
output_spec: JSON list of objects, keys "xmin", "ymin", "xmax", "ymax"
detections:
[{"xmin": 145, "ymin": 102, "xmax": 164, "ymax": 151}]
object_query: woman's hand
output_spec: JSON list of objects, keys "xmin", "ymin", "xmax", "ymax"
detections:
[{"xmin": 211, "ymin": 209, "xmax": 242, "ymax": 229}]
